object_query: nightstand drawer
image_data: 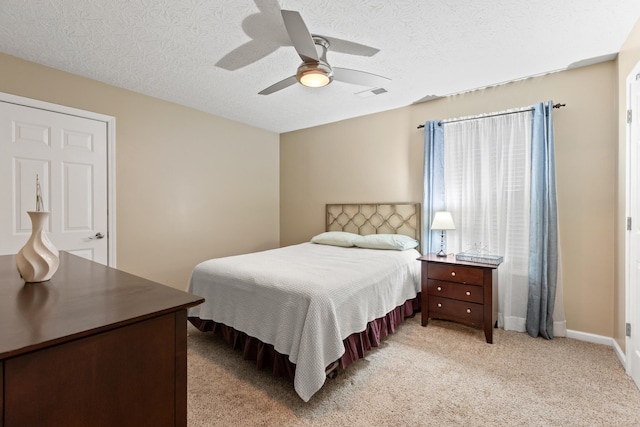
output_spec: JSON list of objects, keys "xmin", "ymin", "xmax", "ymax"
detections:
[
  {"xmin": 427, "ymin": 279, "xmax": 483, "ymax": 304},
  {"xmin": 429, "ymin": 296, "xmax": 483, "ymax": 326},
  {"xmin": 427, "ymin": 262, "xmax": 483, "ymax": 285}
]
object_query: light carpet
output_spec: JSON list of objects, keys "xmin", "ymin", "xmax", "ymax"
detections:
[{"xmin": 187, "ymin": 316, "xmax": 640, "ymax": 426}]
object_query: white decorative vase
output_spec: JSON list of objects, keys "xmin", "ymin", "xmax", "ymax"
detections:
[{"xmin": 16, "ymin": 211, "xmax": 60, "ymax": 283}]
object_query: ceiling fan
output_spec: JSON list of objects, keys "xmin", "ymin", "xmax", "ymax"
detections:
[{"xmin": 258, "ymin": 10, "xmax": 391, "ymax": 95}]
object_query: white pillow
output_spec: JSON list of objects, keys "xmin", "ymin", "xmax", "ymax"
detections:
[
  {"xmin": 354, "ymin": 234, "xmax": 419, "ymax": 251},
  {"xmin": 310, "ymin": 231, "xmax": 360, "ymax": 247}
]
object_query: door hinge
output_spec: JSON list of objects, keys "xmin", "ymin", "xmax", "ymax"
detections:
[
  {"xmin": 627, "ymin": 322, "xmax": 632, "ymax": 337},
  {"xmin": 628, "ymin": 109, "xmax": 633, "ymax": 124},
  {"xmin": 627, "ymin": 217, "xmax": 632, "ymax": 231}
]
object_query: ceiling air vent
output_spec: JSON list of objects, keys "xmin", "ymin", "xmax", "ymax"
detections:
[{"xmin": 355, "ymin": 87, "xmax": 388, "ymax": 98}]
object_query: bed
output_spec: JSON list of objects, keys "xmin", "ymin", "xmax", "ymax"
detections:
[{"xmin": 187, "ymin": 203, "xmax": 422, "ymax": 401}]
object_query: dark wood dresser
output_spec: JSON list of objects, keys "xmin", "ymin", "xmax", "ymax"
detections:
[
  {"xmin": 0, "ymin": 252, "xmax": 204, "ymax": 427},
  {"xmin": 418, "ymin": 254, "xmax": 498, "ymax": 343}
]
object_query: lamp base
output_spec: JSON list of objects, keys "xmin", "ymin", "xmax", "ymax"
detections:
[{"xmin": 436, "ymin": 230, "xmax": 448, "ymax": 257}]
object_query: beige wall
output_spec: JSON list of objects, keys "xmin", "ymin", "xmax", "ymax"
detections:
[
  {"xmin": 616, "ymin": 19, "xmax": 640, "ymax": 350},
  {"xmin": 281, "ymin": 62, "xmax": 617, "ymax": 336},
  {"xmin": 0, "ymin": 53, "xmax": 280, "ymax": 290},
  {"xmin": 280, "ymin": 107, "xmax": 417, "ymax": 242}
]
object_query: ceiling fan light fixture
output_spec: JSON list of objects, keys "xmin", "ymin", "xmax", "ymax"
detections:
[{"xmin": 297, "ymin": 62, "xmax": 333, "ymax": 88}]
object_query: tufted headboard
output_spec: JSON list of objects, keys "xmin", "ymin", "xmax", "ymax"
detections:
[{"xmin": 325, "ymin": 203, "xmax": 421, "ymax": 250}]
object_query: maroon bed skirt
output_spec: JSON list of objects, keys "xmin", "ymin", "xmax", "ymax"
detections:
[{"xmin": 188, "ymin": 294, "xmax": 421, "ymax": 381}]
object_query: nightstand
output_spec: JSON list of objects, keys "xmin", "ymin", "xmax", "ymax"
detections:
[{"xmin": 418, "ymin": 254, "xmax": 499, "ymax": 343}]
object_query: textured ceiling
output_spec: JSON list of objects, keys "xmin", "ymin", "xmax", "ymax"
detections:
[{"xmin": 1, "ymin": 1, "xmax": 640, "ymax": 133}]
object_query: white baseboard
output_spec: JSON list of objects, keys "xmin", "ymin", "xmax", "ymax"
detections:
[
  {"xmin": 566, "ymin": 329, "xmax": 612, "ymax": 345},
  {"xmin": 612, "ymin": 338, "xmax": 627, "ymax": 368},
  {"xmin": 566, "ymin": 329, "xmax": 627, "ymax": 369}
]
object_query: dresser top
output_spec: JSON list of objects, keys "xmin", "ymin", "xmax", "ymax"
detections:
[
  {"xmin": 417, "ymin": 253, "xmax": 500, "ymax": 269},
  {"xmin": 0, "ymin": 252, "xmax": 204, "ymax": 359}
]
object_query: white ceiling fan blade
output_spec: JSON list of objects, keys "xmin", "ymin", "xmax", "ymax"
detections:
[
  {"xmin": 332, "ymin": 67, "xmax": 391, "ymax": 87},
  {"xmin": 281, "ymin": 10, "xmax": 319, "ymax": 63},
  {"xmin": 258, "ymin": 75, "xmax": 298, "ymax": 95},
  {"xmin": 322, "ymin": 36, "xmax": 380, "ymax": 57}
]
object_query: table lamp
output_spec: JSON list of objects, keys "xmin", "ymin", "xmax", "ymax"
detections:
[{"xmin": 431, "ymin": 211, "xmax": 456, "ymax": 257}]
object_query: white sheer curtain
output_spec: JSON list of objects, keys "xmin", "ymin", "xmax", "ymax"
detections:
[{"xmin": 442, "ymin": 110, "xmax": 533, "ymax": 332}]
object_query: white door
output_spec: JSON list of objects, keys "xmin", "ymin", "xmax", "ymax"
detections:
[
  {"xmin": 0, "ymin": 98, "xmax": 111, "ymax": 265},
  {"xmin": 627, "ymin": 62, "xmax": 640, "ymax": 390}
]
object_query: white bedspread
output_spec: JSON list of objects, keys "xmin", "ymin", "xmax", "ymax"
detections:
[{"xmin": 187, "ymin": 242, "xmax": 421, "ymax": 402}]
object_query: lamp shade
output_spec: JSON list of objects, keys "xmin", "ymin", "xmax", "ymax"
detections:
[{"xmin": 431, "ymin": 211, "xmax": 456, "ymax": 230}]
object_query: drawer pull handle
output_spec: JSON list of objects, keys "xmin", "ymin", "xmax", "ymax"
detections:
[
  {"xmin": 437, "ymin": 286, "xmax": 442, "ymax": 291},
  {"xmin": 466, "ymin": 308, "xmax": 471, "ymax": 313},
  {"xmin": 437, "ymin": 303, "xmax": 442, "ymax": 308},
  {"xmin": 466, "ymin": 291, "xmax": 471, "ymax": 296},
  {"xmin": 451, "ymin": 271, "xmax": 456, "ymax": 277}
]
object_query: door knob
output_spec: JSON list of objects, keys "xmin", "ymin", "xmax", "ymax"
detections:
[{"xmin": 89, "ymin": 232, "xmax": 105, "ymax": 240}]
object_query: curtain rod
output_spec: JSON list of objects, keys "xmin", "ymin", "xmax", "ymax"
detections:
[{"xmin": 416, "ymin": 103, "xmax": 566, "ymax": 129}]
